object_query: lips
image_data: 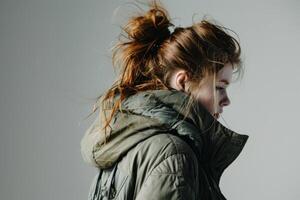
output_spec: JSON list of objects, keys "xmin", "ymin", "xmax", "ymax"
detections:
[
  {"xmin": 213, "ymin": 113, "xmax": 220, "ymax": 119},
  {"xmin": 212, "ymin": 107, "xmax": 223, "ymax": 119}
]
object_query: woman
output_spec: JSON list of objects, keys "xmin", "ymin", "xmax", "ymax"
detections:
[{"xmin": 81, "ymin": 1, "xmax": 249, "ymax": 199}]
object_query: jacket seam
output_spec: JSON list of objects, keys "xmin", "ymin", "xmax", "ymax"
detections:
[
  {"xmin": 136, "ymin": 153, "xmax": 191, "ymax": 200},
  {"xmin": 114, "ymin": 172, "xmax": 128, "ymax": 199},
  {"xmin": 167, "ymin": 134, "xmax": 184, "ymax": 171},
  {"xmin": 144, "ymin": 134, "xmax": 180, "ymax": 178},
  {"xmin": 92, "ymin": 145, "xmax": 101, "ymax": 166},
  {"xmin": 141, "ymin": 152, "xmax": 189, "ymax": 186},
  {"xmin": 142, "ymin": 134, "xmax": 192, "ymax": 180}
]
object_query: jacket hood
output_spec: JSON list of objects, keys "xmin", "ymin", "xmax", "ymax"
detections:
[{"xmin": 81, "ymin": 89, "xmax": 249, "ymax": 182}]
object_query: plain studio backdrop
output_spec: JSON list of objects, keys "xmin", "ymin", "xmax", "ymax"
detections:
[{"xmin": 0, "ymin": 0, "xmax": 299, "ymax": 199}]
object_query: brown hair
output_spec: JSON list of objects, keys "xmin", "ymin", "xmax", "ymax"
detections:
[{"xmin": 89, "ymin": 0, "xmax": 242, "ymax": 135}]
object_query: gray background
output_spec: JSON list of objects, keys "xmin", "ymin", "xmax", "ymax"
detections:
[{"xmin": 0, "ymin": 0, "xmax": 299, "ymax": 199}]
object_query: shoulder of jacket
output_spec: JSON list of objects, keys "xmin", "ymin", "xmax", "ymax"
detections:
[
  {"xmin": 118, "ymin": 133, "xmax": 198, "ymax": 175},
  {"xmin": 142, "ymin": 133, "xmax": 196, "ymax": 157}
]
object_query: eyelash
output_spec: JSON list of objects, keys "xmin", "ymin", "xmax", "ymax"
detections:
[{"xmin": 216, "ymin": 86, "xmax": 225, "ymax": 91}]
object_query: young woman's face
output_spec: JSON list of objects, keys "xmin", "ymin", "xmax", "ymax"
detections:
[{"xmin": 190, "ymin": 64, "xmax": 233, "ymax": 119}]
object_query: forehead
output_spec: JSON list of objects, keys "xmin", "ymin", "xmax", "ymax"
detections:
[{"xmin": 216, "ymin": 64, "xmax": 233, "ymax": 84}]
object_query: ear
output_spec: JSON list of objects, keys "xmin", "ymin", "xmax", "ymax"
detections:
[{"xmin": 170, "ymin": 70, "xmax": 189, "ymax": 92}]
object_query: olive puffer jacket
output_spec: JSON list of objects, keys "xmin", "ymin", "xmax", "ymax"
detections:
[{"xmin": 80, "ymin": 89, "xmax": 249, "ymax": 200}]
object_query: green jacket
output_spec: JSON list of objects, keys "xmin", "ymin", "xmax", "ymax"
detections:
[{"xmin": 80, "ymin": 89, "xmax": 249, "ymax": 200}]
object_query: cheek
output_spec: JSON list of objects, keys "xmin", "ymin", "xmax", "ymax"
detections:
[{"xmin": 192, "ymin": 87, "xmax": 215, "ymax": 114}]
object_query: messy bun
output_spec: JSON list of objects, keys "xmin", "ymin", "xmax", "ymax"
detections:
[
  {"xmin": 125, "ymin": 6, "xmax": 173, "ymax": 49},
  {"xmin": 94, "ymin": 0, "xmax": 242, "ymax": 134},
  {"xmin": 106, "ymin": 1, "xmax": 174, "ymax": 102}
]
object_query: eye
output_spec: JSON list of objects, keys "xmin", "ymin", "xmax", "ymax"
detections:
[{"xmin": 216, "ymin": 86, "xmax": 225, "ymax": 91}]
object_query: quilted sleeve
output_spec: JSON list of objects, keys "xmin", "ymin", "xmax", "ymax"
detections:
[{"xmin": 135, "ymin": 153, "xmax": 199, "ymax": 200}]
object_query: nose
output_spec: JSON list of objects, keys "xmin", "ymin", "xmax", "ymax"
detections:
[{"xmin": 220, "ymin": 95, "xmax": 230, "ymax": 107}]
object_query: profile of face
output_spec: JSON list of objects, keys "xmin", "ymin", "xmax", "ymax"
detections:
[{"xmin": 169, "ymin": 64, "xmax": 233, "ymax": 119}]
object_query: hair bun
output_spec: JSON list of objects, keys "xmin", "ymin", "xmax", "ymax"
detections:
[{"xmin": 124, "ymin": 4, "xmax": 173, "ymax": 45}]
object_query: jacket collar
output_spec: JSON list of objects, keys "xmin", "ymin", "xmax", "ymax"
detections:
[{"xmin": 122, "ymin": 89, "xmax": 249, "ymax": 184}]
